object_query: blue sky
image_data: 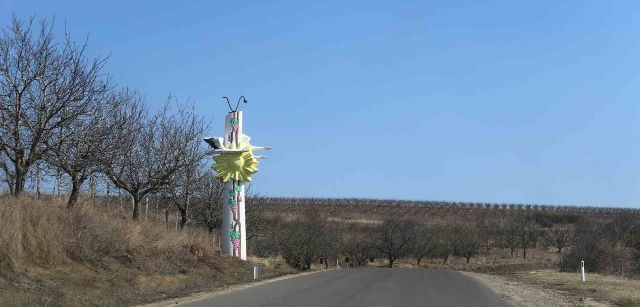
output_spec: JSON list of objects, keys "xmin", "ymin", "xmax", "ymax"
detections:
[{"xmin": 3, "ymin": 1, "xmax": 640, "ymax": 207}]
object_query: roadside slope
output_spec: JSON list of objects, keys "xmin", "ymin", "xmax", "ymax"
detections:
[{"xmin": 0, "ymin": 197, "xmax": 294, "ymax": 306}]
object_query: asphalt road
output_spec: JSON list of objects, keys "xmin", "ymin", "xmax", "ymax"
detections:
[{"xmin": 180, "ymin": 268, "xmax": 512, "ymax": 307}]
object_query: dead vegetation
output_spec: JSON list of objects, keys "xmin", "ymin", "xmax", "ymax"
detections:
[
  {"xmin": 0, "ymin": 196, "xmax": 294, "ymax": 307},
  {"xmin": 497, "ymin": 271, "xmax": 640, "ymax": 307}
]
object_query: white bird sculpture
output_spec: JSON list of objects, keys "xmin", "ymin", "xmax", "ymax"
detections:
[
  {"xmin": 205, "ymin": 135, "xmax": 271, "ymax": 156},
  {"xmin": 204, "ymin": 137, "xmax": 225, "ymax": 150}
]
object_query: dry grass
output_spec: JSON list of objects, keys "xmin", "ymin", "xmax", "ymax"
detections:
[
  {"xmin": 0, "ymin": 196, "xmax": 295, "ymax": 307},
  {"xmin": 443, "ymin": 248, "xmax": 559, "ymax": 273},
  {"xmin": 508, "ymin": 271, "xmax": 640, "ymax": 307}
]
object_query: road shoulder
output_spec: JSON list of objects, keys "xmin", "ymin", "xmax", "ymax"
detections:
[{"xmin": 460, "ymin": 271, "xmax": 612, "ymax": 307}]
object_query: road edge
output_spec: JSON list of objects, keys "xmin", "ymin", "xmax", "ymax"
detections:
[
  {"xmin": 459, "ymin": 271, "xmax": 613, "ymax": 307},
  {"xmin": 139, "ymin": 269, "xmax": 332, "ymax": 307}
]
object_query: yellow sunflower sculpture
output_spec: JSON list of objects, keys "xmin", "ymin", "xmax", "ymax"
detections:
[{"xmin": 212, "ymin": 146, "xmax": 259, "ymax": 182}]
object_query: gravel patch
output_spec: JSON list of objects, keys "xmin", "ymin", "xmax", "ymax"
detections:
[{"xmin": 461, "ymin": 272, "xmax": 613, "ymax": 307}]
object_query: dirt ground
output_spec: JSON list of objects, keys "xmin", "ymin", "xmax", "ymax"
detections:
[{"xmin": 462, "ymin": 271, "xmax": 636, "ymax": 307}]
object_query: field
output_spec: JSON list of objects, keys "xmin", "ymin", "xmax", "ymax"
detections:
[{"xmin": 254, "ymin": 197, "xmax": 639, "ymax": 272}]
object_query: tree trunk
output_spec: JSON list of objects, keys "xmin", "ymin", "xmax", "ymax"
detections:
[
  {"xmin": 522, "ymin": 247, "xmax": 527, "ymax": 259},
  {"xmin": 416, "ymin": 256, "xmax": 423, "ymax": 266},
  {"xmin": 55, "ymin": 168, "xmax": 62, "ymax": 197},
  {"xmin": 6, "ymin": 177, "xmax": 15, "ymax": 195},
  {"xmin": 132, "ymin": 195, "xmax": 141, "ymax": 220},
  {"xmin": 388, "ymin": 257, "xmax": 394, "ymax": 268},
  {"xmin": 13, "ymin": 169, "xmax": 26, "ymax": 196},
  {"xmin": 35, "ymin": 165, "xmax": 41, "ymax": 198},
  {"xmin": 67, "ymin": 178, "xmax": 81, "ymax": 209},
  {"xmin": 67, "ymin": 175, "xmax": 87, "ymax": 209},
  {"xmin": 179, "ymin": 207, "xmax": 188, "ymax": 229},
  {"xmin": 466, "ymin": 255, "xmax": 471, "ymax": 263}
]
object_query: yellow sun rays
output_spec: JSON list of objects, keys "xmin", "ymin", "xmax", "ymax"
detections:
[{"xmin": 212, "ymin": 149, "xmax": 259, "ymax": 182}]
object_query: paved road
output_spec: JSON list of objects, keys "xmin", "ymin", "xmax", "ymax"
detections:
[{"xmin": 180, "ymin": 268, "xmax": 512, "ymax": 307}]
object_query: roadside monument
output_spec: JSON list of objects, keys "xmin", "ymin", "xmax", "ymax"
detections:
[{"xmin": 204, "ymin": 96, "xmax": 270, "ymax": 260}]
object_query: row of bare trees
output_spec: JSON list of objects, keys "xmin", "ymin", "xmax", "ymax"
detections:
[
  {"xmin": 251, "ymin": 208, "xmax": 640, "ymax": 276},
  {"xmin": 371, "ymin": 219, "xmax": 483, "ymax": 267},
  {"xmin": 0, "ymin": 16, "xmax": 211, "ymax": 224},
  {"xmin": 260, "ymin": 197, "xmax": 640, "ymax": 215},
  {"xmin": 249, "ymin": 208, "xmax": 582, "ymax": 270}
]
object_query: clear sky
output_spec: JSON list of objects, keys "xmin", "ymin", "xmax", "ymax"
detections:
[{"xmin": 3, "ymin": 1, "xmax": 640, "ymax": 207}]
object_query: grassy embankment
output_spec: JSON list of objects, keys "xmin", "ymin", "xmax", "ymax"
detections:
[{"xmin": 0, "ymin": 196, "xmax": 294, "ymax": 307}]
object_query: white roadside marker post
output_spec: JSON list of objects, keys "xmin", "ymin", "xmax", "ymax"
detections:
[
  {"xmin": 581, "ymin": 260, "xmax": 586, "ymax": 282},
  {"xmin": 254, "ymin": 265, "xmax": 259, "ymax": 279}
]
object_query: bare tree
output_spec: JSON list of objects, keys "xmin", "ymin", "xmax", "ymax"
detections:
[
  {"xmin": 44, "ymin": 87, "xmax": 122, "ymax": 208},
  {"xmin": 245, "ymin": 189, "xmax": 269, "ymax": 241},
  {"xmin": 191, "ymin": 171, "xmax": 224, "ymax": 233},
  {"xmin": 164, "ymin": 102, "xmax": 207, "ymax": 228},
  {"xmin": 409, "ymin": 225, "xmax": 437, "ymax": 266},
  {"xmin": 518, "ymin": 218, "xmax": 537, "ymax": 259},
  {"xmin": 375, "ymin": 216, "xmax": 415, "ymax": 268},
  {"xmin": 453, "ymin": 225, "xmax": 482, "ymax": 263},
  {"xmin": 104, "ymin": 96, "xmax": 197, "ymax": 220},
  {"xmin": 500, "ymin": 221, "xmax": 520, "ymax": 257},
  {"xmin": 432, "ymin": 225, "xmax": 454, "ymax": 265},
  {"xmin": 543, "ymin": 224, "xmax": 573, "ymax": 253},
  {"xmin": 167, "ymin": 160, "xmax": 203, "ymax": 229},
  {"xmin": 275, "ymin": 207, "xmax": 334, "ymax": 271},
  {"xmin": 0, "ymin": 16, "xmax": 108, "ymax": 195},
  {"xmin": 342, "ymin": 236, "xmax": 374, "ymax": 267},
  {"xmin": 629, "ymin": 225, "xmax": 640, "ymax": 275}
]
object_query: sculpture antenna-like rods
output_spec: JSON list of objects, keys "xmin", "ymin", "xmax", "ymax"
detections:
[{"xmin": 222, "ymin": 96, "xmax": 248, "ymax": 112}]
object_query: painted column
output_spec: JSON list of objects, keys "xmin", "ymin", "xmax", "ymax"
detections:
[
  {"xmin": 206, "ymin": 104, "xmax": 268, "ymax": 261},
  {"xmin": 222, "ymin": 181, "xmax": 246, "ymax": 259},
  {"xmin": 221, "ymin": 111, "xmax": 247, "ymax": 259}
]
